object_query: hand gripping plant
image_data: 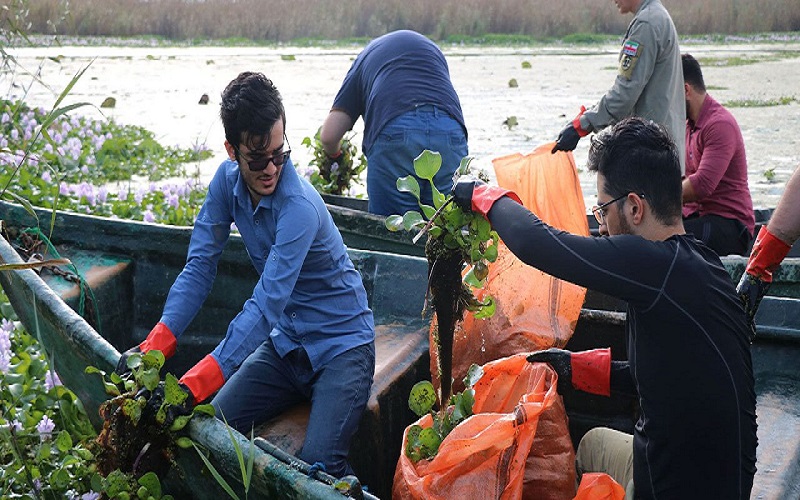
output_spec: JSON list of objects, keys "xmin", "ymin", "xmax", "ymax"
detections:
[
  {"xmin": 386, "ymin": 150, "xmax": 498, "ymax": 409},
  {"xmin": 302, "ymin": 128, "xmax": 367, "ymax": 196}
]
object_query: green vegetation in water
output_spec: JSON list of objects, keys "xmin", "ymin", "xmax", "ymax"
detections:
[
  {"xmin": 441, "ymin": 33, "xmax": 617, "ymax": 46},
  {"xmin": 696, "ymin": 51, "xmax": 800, "ymax": 68},
  {"xmin": 0, "ymin": 290, "xmax": 99, "ymax": 498},
  {"xmin": 724, "ymin": 96, "xmax": 797, "ymax": 108},
  {"xmin": 561, "ymin": 33, "xmax": 614, "ymax": 45},
  {"xmin": 404, "ymin": 364, "xmax": 482, "ymax": 463},
  {"xmin": 301, "ymin": 128, "xmax": 367, "ymax": 197},
  {"xmin": 1, "ymin": 98, "xmax": 211, "ymax": 225}
]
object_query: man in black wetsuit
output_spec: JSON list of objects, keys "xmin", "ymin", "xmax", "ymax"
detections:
[{"xmin": 454, "ymin": 117, "xmax": 756, "ymax": 499}]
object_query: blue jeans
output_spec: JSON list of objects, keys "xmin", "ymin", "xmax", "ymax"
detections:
[
  {"xmin": 211, "ymin": 338, "xmax": 375, "ymax": 477},
  {"xmin": 366, "ymin": 105, "xmax": 468, "ymax": 216}
]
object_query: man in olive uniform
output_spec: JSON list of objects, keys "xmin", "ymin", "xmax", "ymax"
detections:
[{"xmin": 553, "ymin": 0, "xmax": 686, "ymax": 174}]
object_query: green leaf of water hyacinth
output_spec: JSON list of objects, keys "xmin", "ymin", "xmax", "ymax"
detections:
[
  {"xmin": 397, "ymin": 175, "xmax": 421, "ymax": 201},
  {"xmin": 385, "ymin": 214, "xmax": 405, "ymax": 232},
  {"xmin": 409, "ymin": 380, "xmax": 437, "ymax": 417},
  {"xmin": 413, "ymin": 150, "xmax": 441, "ymax": 182},
  {"xmin": 403, "ymin": 211, "xmax": 425, "ymax": 231}
]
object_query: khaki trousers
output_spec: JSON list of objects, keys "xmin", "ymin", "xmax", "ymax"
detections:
[{"xmin": 576, "ymin": 427, "xmax": 636, "ymax": 499}]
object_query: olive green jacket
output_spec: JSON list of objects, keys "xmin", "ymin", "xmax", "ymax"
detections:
[{"xmin": 579, "ymin": 0, "xmax": 686, "ymax": 173}]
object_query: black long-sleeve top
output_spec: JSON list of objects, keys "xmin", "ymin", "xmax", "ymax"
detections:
[{"xmin": 488, "ymin": 198, "xmax": 757, "ymax": 499}]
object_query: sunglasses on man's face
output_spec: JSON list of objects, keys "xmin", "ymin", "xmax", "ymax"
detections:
[{"xmin": 233, "ymin": 138, "xmax": 291, "ymax": 172}]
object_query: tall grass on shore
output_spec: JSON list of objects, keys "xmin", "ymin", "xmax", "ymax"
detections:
[{"xmin": 20, "ymin": 0, "xmax": 800, "ymax": 43}]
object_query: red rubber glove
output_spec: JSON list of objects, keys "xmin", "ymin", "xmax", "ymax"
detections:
[
  {"xmin": 571, "ymin": 105, "xmax": 590, "ymax": 137},
  {"xmin": 527, "ymin": 347, "xmax": 611, "ymax": 396},
  {"xmin": 139, "ymin": 322, "xmax": 178, "ymax": 359},
  {"xmin": 180, "ymin": 354, "xmax": 225, "ymax": 404},
  {"xmin": 736, "ymin": 226, "xmax": 792, "ymax": 340},
  {"xmin": 743, "ymin": 226, "xmax": 791, "ymax": 282},
  {"xmin": 452, "ymin": 178, "xmax": 522, "ymax": 219},
  {"xmin": 552, "ymin": 106, "xmax": 590, "ymax": 153},
  {"xmin": 116, "ymin": 322, "xmax": 177, "ymax": 376}
]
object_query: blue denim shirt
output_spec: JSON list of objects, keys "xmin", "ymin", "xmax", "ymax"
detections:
[{"xmin": 160, "ymin": 158, "xmax": 375, "ymax": 379}]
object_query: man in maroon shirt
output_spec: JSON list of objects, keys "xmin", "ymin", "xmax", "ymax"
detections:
[{"xmin": 682, "ymin": 53, "xmax": 755, "ymax": 255}]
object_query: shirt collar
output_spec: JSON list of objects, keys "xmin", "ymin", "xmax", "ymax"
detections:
[
  {"xmin": 691, "ymin": 94, "xmax": 717, "ymax": 130},
  {"xmin": 231, "ymin": 158, "xmax": 299, "ymax": 212}
]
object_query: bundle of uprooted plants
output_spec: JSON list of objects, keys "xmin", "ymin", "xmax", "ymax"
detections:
[
  {"xmin": 86, "ymin": 351, "xmax": 212, "ymax": 497},
  {"xmin": 386, "ymin": 150, "xmax": 498, "ymax": 461},
  {"xmin": 302, "ymin": 128, "xmax": 367, "ymax": 196}
]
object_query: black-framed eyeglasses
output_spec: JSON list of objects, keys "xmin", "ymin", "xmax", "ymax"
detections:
[
  {"xmin": 233, "ymin": 136, "xmax": 291, "ymax": 172},
  {"xmin": 591, "ymin": 192, "xmax": 645, "ymax": 225}
]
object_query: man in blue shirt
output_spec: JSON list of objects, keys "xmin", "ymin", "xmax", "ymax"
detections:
[
  {"xmin": 319, "ymin": 30, "xmax": 468, "ymax": 216},
  {"xmin": 117, "ymin": 72, "xmax": 376, "ymax": 477}
]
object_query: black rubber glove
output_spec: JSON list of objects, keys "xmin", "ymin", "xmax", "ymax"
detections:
[
  {"xmin": 146, "ymin": 381, "xmax": 195, "ymax": 428},
  {"xmin": 452, "ymin": 177, "xmax": 485, "ymax": 213},
  {"xmin": 735, "ymin": 274, "xmax": 769, "ymax": 343},
  {"xmin": 115, "ymin": 345, "xmax": 142, "ymax": 378},
  {"xmin": 552, "ymin": 124, "xmax": 581, "ymax": 153},
  {"xmin": 527, "ymin": 348, "xmax": 573, "ymax": 393}
]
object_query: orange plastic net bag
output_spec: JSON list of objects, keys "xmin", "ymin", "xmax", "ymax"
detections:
[
  {"xmin": 574, "ymin": 473, "xmax": 625, "ymax": 500},
  {"xmin": 393, "ymin": 354, "xmax": 563, "ymax": 500}
]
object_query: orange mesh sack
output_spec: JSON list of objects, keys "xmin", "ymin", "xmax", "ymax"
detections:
[
  {"xmin": 431, "ymin": 144, "xmax": 589, "ymax": 395},
  {"xmin": 573, "ymin": 473, "xmax": 625, "ymax": 500},
  {"xmin": 393, "ymin": 354, "xmax": 561, "ymax": 500}
]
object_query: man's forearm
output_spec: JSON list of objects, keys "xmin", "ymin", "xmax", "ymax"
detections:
[
  {"xmin": 320, "ymin": 110, "xmax": 353, "ymax": 156},
  {"xmin": 768, "ymin": 166, "xmax": 800, "ymax": 246},
  {"xmin": 682, "ymin": 177, "xmax": 698, "ymax": 203}
]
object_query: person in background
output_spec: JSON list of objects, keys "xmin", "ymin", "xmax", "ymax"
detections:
[
  {"xmin": 319, "ymin": 29, "xmax": 468, "ymax": 216},
  {"xmin": 552, "ymin": 0, "xmax": 686, "ymax": 175},
  {"xmin": 681, "ymin": 53, "xmax": 754, "ymax": 256},
  {"xmin": 455, "ymin": 117, "xmax": 756, "ymax": 498},
  {"xmin": 116, "ymin": 71, "xmax": 375, "ymax": 478},
  {"xmin": 737, "ymin": 165, "xmax": 800, "ymax": 332}
]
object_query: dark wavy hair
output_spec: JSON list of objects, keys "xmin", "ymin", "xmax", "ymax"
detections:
[
  {"xmin": 587, "ymin": 116, "xmax": 683, "ymax": 225},
  {"xmin": 220, "ymin": 72, "xmax": 286, "ymax": 150}
]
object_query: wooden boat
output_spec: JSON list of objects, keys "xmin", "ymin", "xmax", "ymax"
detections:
[
  {"xmin": 0, "ymin": 200, "xmax": 430, "ymax": 499},
  {"xmin": 322, "ymin": 194, "xmax": 425, "ymax": 257},
  {"xmin": 2, "ymin": 199, "xmax": 799, "ymax": 498}
]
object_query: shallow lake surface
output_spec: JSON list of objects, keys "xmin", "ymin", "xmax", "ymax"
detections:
[{"xmin": 5, "ymin": 41, "xmax": 800, "ymax": 209}]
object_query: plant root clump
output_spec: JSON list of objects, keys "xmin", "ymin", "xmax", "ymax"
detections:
[
  {"xmin": 94, "ymin": 393, "xmax": 175, "ymax": 480},
  {"xmin": 426, "ymin": 236, "xmax": 470, "ymax": 405}
]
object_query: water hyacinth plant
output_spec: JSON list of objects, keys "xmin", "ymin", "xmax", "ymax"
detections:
[
  {"xmin": 385, "ymin": 150, "xmax": 498, "ymax": 407},
  {"xmin": 0, "ymin": 98, "xmax": 212, "ymax": 226},
  {"xmin": 301, "ymin": 128, "xmax": 367, "ymax": 197},
  {"xmin": 404, "ymin": 364, "xmax": 482, "ymax": 463},
  {"xmin": 0, "ymin": 290, "xmax": 100, "ymax": 498}
]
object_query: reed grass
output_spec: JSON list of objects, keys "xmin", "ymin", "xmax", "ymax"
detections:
[{"xmin": 17, "ymin": 0, "xmax": 800, "ymax": 43}]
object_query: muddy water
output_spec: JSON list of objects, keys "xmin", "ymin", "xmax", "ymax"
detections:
[{"xmin": 5, "ymin": 41, "xmax": 800, "ymax": 209}]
